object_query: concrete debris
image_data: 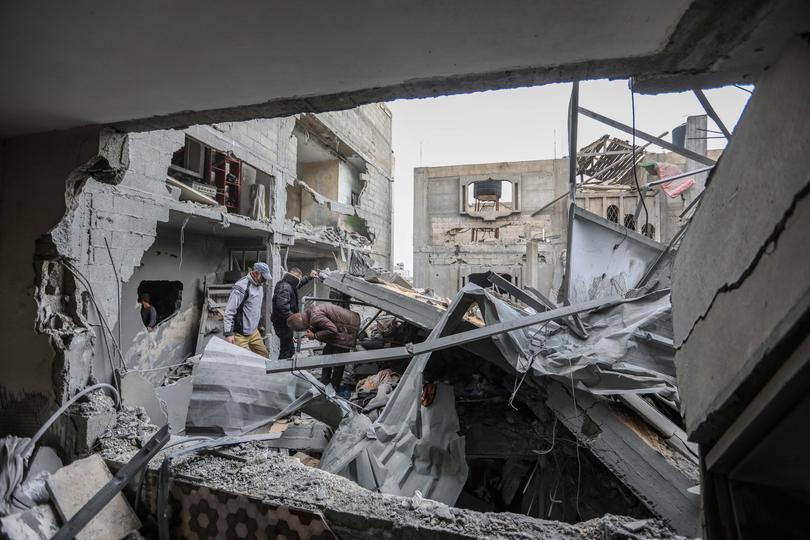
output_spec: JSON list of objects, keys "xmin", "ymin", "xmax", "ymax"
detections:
[
  {"xmin": 120, "ymin": 372, "xmax": 168, "ymax": 428},
  {"xmin": 155, "ymin": 376, "xmax": 193, "ymax": 434},
  {"xmin": 0, "ymin": 504, "xmax": 59, "ymax": 540},
  {"xmin": 46, "ymin": 454, "xmax": 141, "ymax": 540},
  {"xmin": 292, "ymin": 218, "xmax": 371, "ymax": 248}
]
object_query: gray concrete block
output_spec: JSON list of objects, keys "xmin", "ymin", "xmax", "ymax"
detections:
[
  {"xmin": 676, "ymin": 189, "xmax": 810, "ymax": 442},
  {"xmin": 156, "ymin": 376, "xmax": 193, "ymax": 434},
  {"xmin": 28, "ymin": 446, "xmax": 63, "ymax": 478},
  {"xmin": 46, "ymin": 454, "xmax": 141, "ymax": 540},
  {"xmin": 672, "ymin": 38, "xmax": 810, "ymax": 347},
  {"xmin": 121, "ymin": 372, "xmax": 168, "ymax": 428}
]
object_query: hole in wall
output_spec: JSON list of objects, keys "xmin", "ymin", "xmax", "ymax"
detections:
[{"xmin": 137, "ymin": 280, "xmax": 183, "ymax": 325}]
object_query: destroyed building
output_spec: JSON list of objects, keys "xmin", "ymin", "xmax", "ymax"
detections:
[
  {"xmin": 1, "ymin": 2, "xmax": 809, "ymax": 539},
  {"xmin": 414, "ymin": 115, "xmax": 722, "ymax": 299}
]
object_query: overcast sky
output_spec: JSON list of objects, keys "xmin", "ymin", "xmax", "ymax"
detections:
[{"xmin": 387, "ymin": 80, "xmax": 753, "ymax": 271}]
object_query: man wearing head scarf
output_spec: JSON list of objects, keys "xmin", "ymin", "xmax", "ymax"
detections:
[
  {"xmin": 287, "ymin": 303, "xmax": 360, "ymax": 389},
  {"xmin": 223, "ymin": 262, "xmax": 271, "ymax": 357}
]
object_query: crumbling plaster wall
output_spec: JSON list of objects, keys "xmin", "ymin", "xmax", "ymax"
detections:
[
  {"xmin": 308, "ymin": 105, "xmax": 394, "ymax": 268},
  {"xmin": 120, "ymin": 225, "xmax": 229, "ymax": 382},
  {"xmin": 0, "ymin": 127, "xmax": 102, "ymax": 436},
  {"xmin": 672, "ymin": 38, "xmax": 810, "ymax": 444},
  {"xmin": 1, "ymin": 116, "xmax": 298, "ymax": 439}
]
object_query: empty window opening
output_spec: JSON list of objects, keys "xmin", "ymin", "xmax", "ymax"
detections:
[
  {"xmin": 137, "ymin": 280, "xmax": 183, "ymax": 325},
  {"xmin": 623, "ymin": 214, "xmax": 637, "ymax": 230},
  {"xmin": 230, "ymin": 249, "xmax": 264, "ymax": 273},
  {"xmin": 471, "ymin": 227, "xmax": 500, "ymax": 242},
  {"xmin": 641, "ymin": 223, "xmax": 655, "ymax": 239},
  {"xmin": 606, "ymin": 205, "xmax": 619, "ymax": 223}
]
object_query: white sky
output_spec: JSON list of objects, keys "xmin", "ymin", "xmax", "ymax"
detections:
[{"xmin": 387, "ymin": 79, "xmax": 753, "ymax": 271}]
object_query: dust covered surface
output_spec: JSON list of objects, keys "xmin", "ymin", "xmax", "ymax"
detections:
[{"xmin": 97, "ymin": 410, "xmax": 686, "ymax": 540}]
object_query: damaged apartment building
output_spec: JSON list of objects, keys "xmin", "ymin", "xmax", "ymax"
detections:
[
  {"xmin": 1, "ymin": 2, "xmax": 809, "ymax": 540},
  {"xmin": 414, "ymin": 114, "xmax": 719, "ymax": 299},
  {"xmin": 1, "ymin": 104, "xmax": 393, "ymax": 438}
]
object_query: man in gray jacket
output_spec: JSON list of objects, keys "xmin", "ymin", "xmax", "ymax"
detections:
[{"xmin": 223, "ymin": 262, "xmax": 271, "ymax": 357}]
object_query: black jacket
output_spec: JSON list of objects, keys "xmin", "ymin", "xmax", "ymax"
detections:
[{"xmin": 271, "ymin": 273, "xmax": 311, "ymax": 325}]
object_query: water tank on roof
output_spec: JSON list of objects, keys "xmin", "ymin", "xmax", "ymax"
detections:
[
  {"xmin": 672, "ymin": 123, "xmax": 687, "ymax": 148},
  {"xmin": 473, "ymin": 179, "xmax": 503, "ymax": 201}
]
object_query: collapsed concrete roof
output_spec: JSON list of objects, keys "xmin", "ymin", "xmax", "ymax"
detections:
[{"xmin": 2, "ymin": 0, "xmax": 808, "ymax": 136}]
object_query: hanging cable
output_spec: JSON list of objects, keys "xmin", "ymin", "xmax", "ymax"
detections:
[{"xmin": 630, "ymin": 83, "xmax": 649, "ymax": 231}]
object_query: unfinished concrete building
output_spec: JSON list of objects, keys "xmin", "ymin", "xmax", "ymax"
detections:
[
  {"xmin": 414, "ymin": 121, "xmax": 721, "ymax": 299},
  {"xmin": 1, "ymin": 1, "xmax": 809, "ymax": 539},
  {"xmin": 1, "ymin": 106, "xmax": 393, "ymax": 440}
]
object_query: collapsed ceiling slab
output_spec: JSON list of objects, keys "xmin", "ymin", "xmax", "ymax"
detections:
[{"xmin": 1, "ymin": 0, "xmax": 800, "ymax": 136}]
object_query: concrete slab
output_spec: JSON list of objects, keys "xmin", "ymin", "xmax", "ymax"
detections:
[
  {"xmin": 120, "ymin": 372, "xmax": 168, "ymax": 428},
  {"xmin": 0, "ymin": 504, "xmax": 59, "ymax": 540},
  {"xmin": 672, "ymin": 38, "xmax": 810, "ymax": 347},
  {"xmin": 27, "ymin": 447, "xmax": 62, "ymax": 478},
  {"xmin": 45, "ymin": 454, "xmax": 141, "ymax": 540},
  {"xmin": 155, "ymin": 376, "xmax": 193, "ymax": 434}
]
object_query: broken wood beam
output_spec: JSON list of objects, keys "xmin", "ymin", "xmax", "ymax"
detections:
[{"xmin": 578, "ymin": 106, "xmax": 716, "ymax": 167}]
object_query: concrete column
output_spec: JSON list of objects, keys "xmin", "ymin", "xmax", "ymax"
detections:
[
  {"xmin": 683, "ymin": 114, "xmax": 708, "ymax": 208},
  {"xmin": 525, "ymin": 239, "xmax": 539, "ymax": 291}
]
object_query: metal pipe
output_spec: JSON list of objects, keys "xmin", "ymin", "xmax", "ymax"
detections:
[{"xmin": 646, "ymin": 165, "xmax": 715, "ymax": 187}]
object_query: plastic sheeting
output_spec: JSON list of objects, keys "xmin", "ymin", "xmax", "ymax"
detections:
[
  {"xmin": 465, "ymin": 285, "xmax": 679, "ymax": 403},
  {"xmin": 320, "ymin": 296, "xmax": 469, "ymax": 505}
]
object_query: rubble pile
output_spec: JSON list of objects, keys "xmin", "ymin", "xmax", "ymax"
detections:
[{"xmin": 96, "ymin": 409, "xmax": 682, "ymax": 540}]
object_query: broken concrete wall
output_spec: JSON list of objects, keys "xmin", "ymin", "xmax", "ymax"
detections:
[
  {"xmin": 0, "ymin": 116, "xmax": 297, "ymax": 441},
  {"xmin": 303, "ymin": 105, "xmax": 394, "ymax": 268},
  {"xmin": 120, "ymin": 225, "xmax": 229, "ymax": 381},
  {"xmin": 0, "ymin": 126, "xmax": 102, "ymax": 436},
  {"xmin": 413, "ymin": 160, "xmax": 568, "ymax": 298},
  {"xmin": 672, "ymin": 38, "xmax": 810, "ymax": 444}
]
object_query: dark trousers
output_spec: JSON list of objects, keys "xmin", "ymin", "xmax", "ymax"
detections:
[
  {"xmin": 320, "ymin": 343, "xmax": 348, "ymax": 388},
  {"xmin": 274, "ymin": 324, "xmax": 295, "ymax": 360}
]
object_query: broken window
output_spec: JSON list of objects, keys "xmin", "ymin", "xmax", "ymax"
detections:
[
  {"xmin": 229, "ymin": 249, "xmax": 263, "ymax": 273},
  {"xmin": 623, "ymin": 214, "xmax": 637, "ymax": 230},
  {"xmin": 136, "ymin": 280, "xmax": 182, "ymax": 325},
  {"xmin": 641, "ymin": 223, "xmax": 655, "ymax": 239},
  {"xmin": 606, "ymin": 204, "xmax": 619, "ymax": 223},
  {"xmin": 471, "ymin": 227, "xmax": 500, "ymax": 242}
]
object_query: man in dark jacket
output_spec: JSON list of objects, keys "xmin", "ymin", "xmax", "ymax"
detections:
[
  {"xmin": 271, "ymin": 267, "xmax": 317, "ymax": 359},
  {"xmin": 287, "ymin": 303, "xmax": 360, "ymax": 388}
]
